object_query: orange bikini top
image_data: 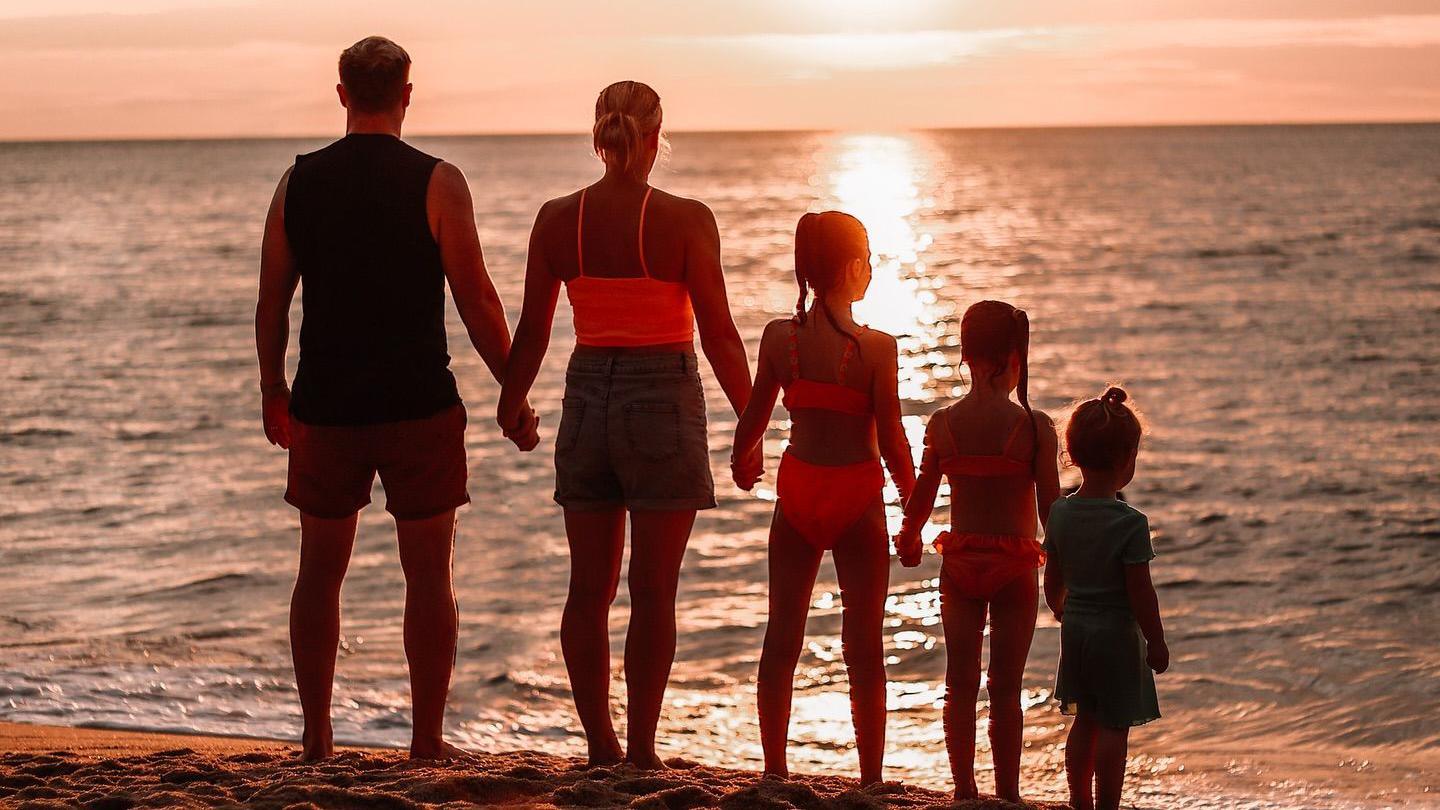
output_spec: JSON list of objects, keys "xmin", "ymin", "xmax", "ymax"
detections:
[
  {"xmin": 781, "ymin": 321, "xmax": 872, "ymax": 416},
  {"xmin": 938, "ymin": 412, "xmax": 1033, "ymax": 479},
  {"xmin": 565, "ymin": 187, "xmax": 695, "ymax": 347}
]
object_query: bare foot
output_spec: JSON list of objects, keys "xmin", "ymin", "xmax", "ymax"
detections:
[
  {"xmin": 588, "ymin": 745, "xmax": 625, "ymax": 768},
  {"xmin": 409, "ymin": 740, "xmax": 471, "ymax": 761},
  {"xmin": 953, "ymin": 782, "xmax": 980, "ymax": 801},
  {"xmin": 762, "ymin": 767, "xmax": 790, "ymax": 780},
  {"xmin": 625, "ymin": 752, "xmax": 669, "ymax": 771},
  {"xmin": 300, "ymin": 725, "xmax": 333, "ymax": 762}
]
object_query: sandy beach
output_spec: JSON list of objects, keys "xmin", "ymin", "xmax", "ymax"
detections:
[{"xmin": 0, "ymin": 721, "xmax": 1072, "ymax": 809}]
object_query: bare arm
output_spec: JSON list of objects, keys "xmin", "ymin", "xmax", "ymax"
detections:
[
  {"xmin": 896, "ymin": 414, "xmax": 944, "ymax": 565},
  {"xmin": 255, "ymin": 167, "xmax": 299, "ymax": 448},
  {"xmin": 871, "ymin": 333, "xmax": 916, "ymax": 505},
  {"xmin": 685, "ymin": 201, "xmax": 753, "ymax": 417},
  {"xmin": 1043, "ymin": 561, "xmax": 1066, "ymax": 621},
  {"xmin": 429, "ymin": 162, "xmax": 514, "ymax": 385},
  {"xmin": 730, "ymin": 323, "xmax": 783, "ymax": 490},
  {"xmin": 1125, "ymin": 563, "xmax": 1169, "ymax": 673},
  {"xmin": 496, "ymin": 202, "xmax": 562, "ymax": 437},
  {"xmin": 1033, "ymin": 410, "xmax": 1061, "ymax": 527}
]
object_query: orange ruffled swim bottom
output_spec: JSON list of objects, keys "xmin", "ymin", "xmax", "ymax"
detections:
[
  {"xmin": 937, "ymin": 531, "xmax": 1047, "ymax": 602},
  {"xmin": 776, "ymin": 451, "xmax": 885, "ymax": 551}
]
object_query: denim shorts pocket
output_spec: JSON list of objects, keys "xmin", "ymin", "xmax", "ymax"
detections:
[
  {"xmin": 624, "ymin": 401, "xmax": 680, "ymax": 461},
  {"xmin": 557, "ymin": 397, "xmax": 586, "ymax": 453}
]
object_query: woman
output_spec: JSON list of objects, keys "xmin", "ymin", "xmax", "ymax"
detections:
[{"xmin": 497, "ymin": 81, "xmax": 755, "ymax": 769}]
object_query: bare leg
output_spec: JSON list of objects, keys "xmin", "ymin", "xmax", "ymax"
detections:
[
  {"xmin": 756, "ymin": 509, "xmax": 824, "ymax": 779},
  {"xmin": 1094, "ymin": 724, "xmax": 1130, "ymax": 810},
  {"xmin": 1065, "ymin": 711, "xmax": 1098, "ymax": 810},
  {"xmin": 831, "ymin": 502, "xmax": 889, "ymax": 786},
  {"xmin": 939, "ymin": 576, "xmax": 987, "ymax": 799},
  {"xmin": 986, "ymin": 570, "xmax": 1039, "ymax": 802},
  {"xmin": 396, "ymin": 508, "xmax": 464, "ymax": 759},
  {"xmin": 622, "ymin": 508, "xmax": 696, "ymax": 769},
  {"xmin": 561, "ymin": 508, "xmax": 627, "ymax": 766},
  {"xmin": 289, "ymin": 511, "xmax": 358, "ymax": 761}
]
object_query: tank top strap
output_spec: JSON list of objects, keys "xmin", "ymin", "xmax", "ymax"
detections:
[
  {"xmin": 576, "ymin": 188, "xmax": 588, "ymax": 278},
  {"xmin": 637, "ymin": 187, "xmax": 653, "ymax": 279}
]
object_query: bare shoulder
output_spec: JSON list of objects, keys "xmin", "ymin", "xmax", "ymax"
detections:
[
  {"xmin": 430, "ymin": 161, "xmax": 467, "ymax": 193},
  {"xmin": 926, "ymin": 402, "xmax": 956, "ymax": 438},
  {"xmin": 532, "ymin": 190, "xmax": 582, "ymax": 233},
  {"xmin": 860, "ymin": 327, "xmax": 899, "ymax": 355},
  {"xmin": 761, "ymin": 317, "xmax": 795, "ymax": 344},
  {"xmin": 653, "ymin": 189, "xmax": 716, "ymax": 228},
  {"xmin": 1030, "ymin": 408, "xmax": 1058, "ymax": 434}
]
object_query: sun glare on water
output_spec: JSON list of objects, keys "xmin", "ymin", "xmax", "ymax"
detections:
[{"xmin": 818, "ymin": 134, "xmax": 946, "ymax": 401}]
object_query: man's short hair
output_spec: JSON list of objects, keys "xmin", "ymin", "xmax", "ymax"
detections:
[{"xmin": 338, "ymin": 36, "xmax": 411, "ymax": 112}]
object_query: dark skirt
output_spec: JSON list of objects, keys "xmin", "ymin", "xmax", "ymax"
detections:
[{"xmin": 1055, "ymin": 609, "xmax": 1161, "ymax": 728}]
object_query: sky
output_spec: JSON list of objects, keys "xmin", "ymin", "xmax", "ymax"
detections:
[{"xmin": 3, "ymin": 0, "xmax": 1439, "ymax": 140}]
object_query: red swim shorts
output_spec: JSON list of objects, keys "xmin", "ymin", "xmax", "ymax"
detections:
[{"xmin": 284, "ymin": 404, "xmax": 470, "ymax": 521}]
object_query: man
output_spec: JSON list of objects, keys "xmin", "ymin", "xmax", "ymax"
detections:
[{"xmin": 254, "ymin": 35, "xmax": 537, "ymax": 761}]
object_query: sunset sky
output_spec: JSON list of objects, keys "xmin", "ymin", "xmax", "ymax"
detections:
[{"xmin": 4, "ymin": 0, "xmax": 1439, "ymax": 140}]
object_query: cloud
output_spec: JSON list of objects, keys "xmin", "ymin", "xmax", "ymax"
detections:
[{"xmin": 659, "ymin": 15, "xmax": 1440, "ymax": 75}]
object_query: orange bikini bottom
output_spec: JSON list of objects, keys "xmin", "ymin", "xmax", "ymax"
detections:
[
  {"xmin": 776, "ymin": 452, "xmax": 885, "ymax": 551},
  {"xmin": 936, "ymin": 532, "xmax": 1046, "ymax": 602}
]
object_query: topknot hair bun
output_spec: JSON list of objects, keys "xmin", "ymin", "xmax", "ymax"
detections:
[{"xmin": 1102, "ymin": 386, "xmax": 1128, "ymax": 406}]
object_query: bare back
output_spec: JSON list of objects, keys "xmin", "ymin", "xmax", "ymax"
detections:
[
  {"xmin": 537, "ymin": 183, "xmax": 692, "ymax": 284},
  {"xmin": 935, "ymin": 398, "xmax": 1044, "ymax": 538},
  {"xmin": 760, "ymin": 317, "xmax": 894, "ymax": 467}
]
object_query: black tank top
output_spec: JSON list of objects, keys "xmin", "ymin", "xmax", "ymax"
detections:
[{"xmin": 284, "ymin": 134, "xmax": 460, "ymax": 425}]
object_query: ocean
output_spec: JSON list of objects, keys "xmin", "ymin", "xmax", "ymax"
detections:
[{"xmin": 1, "ymin": 125, "xmax": 1437, "ymax": 808}]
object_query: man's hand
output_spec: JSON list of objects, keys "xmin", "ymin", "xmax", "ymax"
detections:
[
  {"xmin": 1146, "ymin": 638, "xmax": 1169, "ymax": 674},
  {"xmin": 501, "ymin": 402, "xmax": 540, "ymax": 451},
  {"xmin": 262, "ymin": 384, "xmax": 292, "ymax": 448},
  {"xmin": 730, "ymin": 444, "xmax": 763, "ymax": 491}
]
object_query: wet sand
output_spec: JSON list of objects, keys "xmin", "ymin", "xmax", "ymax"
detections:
[{"xmin": 0, "ymin": 721, "xmax": 1065, "ymax": 809}]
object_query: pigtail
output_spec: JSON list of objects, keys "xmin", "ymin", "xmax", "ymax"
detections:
[
  {"xmin": 1013, "ymin": 308, "xmax": 1037, "ymax": 454},
  {"xmin": 794, "ymin": 213, "xmax": 814, "ymax": 325}
]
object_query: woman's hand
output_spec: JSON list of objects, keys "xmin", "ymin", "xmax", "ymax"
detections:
[
  {"xmin": 730, "ymin": 443, "xmax": 764, "ymax": 491},
  {"xmin": 500, "ymin": 402, "xmax": 541, "ymax": 451}
]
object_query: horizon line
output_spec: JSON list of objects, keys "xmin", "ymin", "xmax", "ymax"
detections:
[{"xmin": 3, "ymin": 117, "xmax": 1437, "ymax": 146}]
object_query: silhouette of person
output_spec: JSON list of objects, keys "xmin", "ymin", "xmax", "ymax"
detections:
[
  {"xmin": 497, "ymin": 81, "xmax": 754, "ymax": 768},
  {"xmin": 255, "ymin": 35, "xmax": 537, "ymax": 761}
]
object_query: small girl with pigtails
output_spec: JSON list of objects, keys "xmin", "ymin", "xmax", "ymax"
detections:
[
  {"xmin": 730, "ymin": 211, "xmax": 916, "ymax": 785},
  {"xmin": 1043, "ymin": 386, "xmax": 1167, "ymax": 810},
  {"xmin": 895, "ymin": 300, "xmax": 1061, "ymax": 803}
]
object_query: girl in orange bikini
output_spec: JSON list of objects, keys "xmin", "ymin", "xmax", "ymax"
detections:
[
  {"xmin": 896, "ymin": 300, "xmax": 1061, "ymax": 802},
  {"xmin": 731, "ymin": 211, "xmax": 916, "ymax": 785}
]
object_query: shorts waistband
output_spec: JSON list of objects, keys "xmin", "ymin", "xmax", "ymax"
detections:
[{"xmin": 566, "ymin": 350, "xmax": 699, "ymax": 376}]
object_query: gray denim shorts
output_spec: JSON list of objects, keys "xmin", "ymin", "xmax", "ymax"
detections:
[{"xmin": 554, "ymin": 351, "xmax": 717, "ymax": 512}]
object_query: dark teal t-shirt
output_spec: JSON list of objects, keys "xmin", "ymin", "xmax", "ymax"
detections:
[{"xmin": 1043, "ymin": 497, "xmax": 1155, "ymax": 616}]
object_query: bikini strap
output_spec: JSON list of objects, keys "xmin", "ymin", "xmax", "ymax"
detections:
[
  {"xmin": 787, "ymin": 320, "xmax": 801, "ymax": 382},
  {"xmin": 637, "ymin": 187, "xmax": 653, "ymax": 279},
  {"xmin": 837, "ymin": 325, "xmax": 865, "ymax": 379},
  {"xmin": 576, "ymin": 188, "xmax": 587, "ymax": 278}
]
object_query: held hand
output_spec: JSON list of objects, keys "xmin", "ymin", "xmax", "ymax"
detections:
[
  {"xmin": 261, "ymin": 385, "xmax": 291, "ymax": 449},
  {"xmin": 896, "ymin": 531, "xmax": 923, "ymax": 568},
  {"xmin": 1146, "ymin": 638, "xmax": 1170, "ymax": 674},
  {"xmin": 502, "ymin": 403, "xmax": 541, "ymax": 452},
  {"xmin": 730, "ymin": 444, "xmax": 764, "ymax": 491}
]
